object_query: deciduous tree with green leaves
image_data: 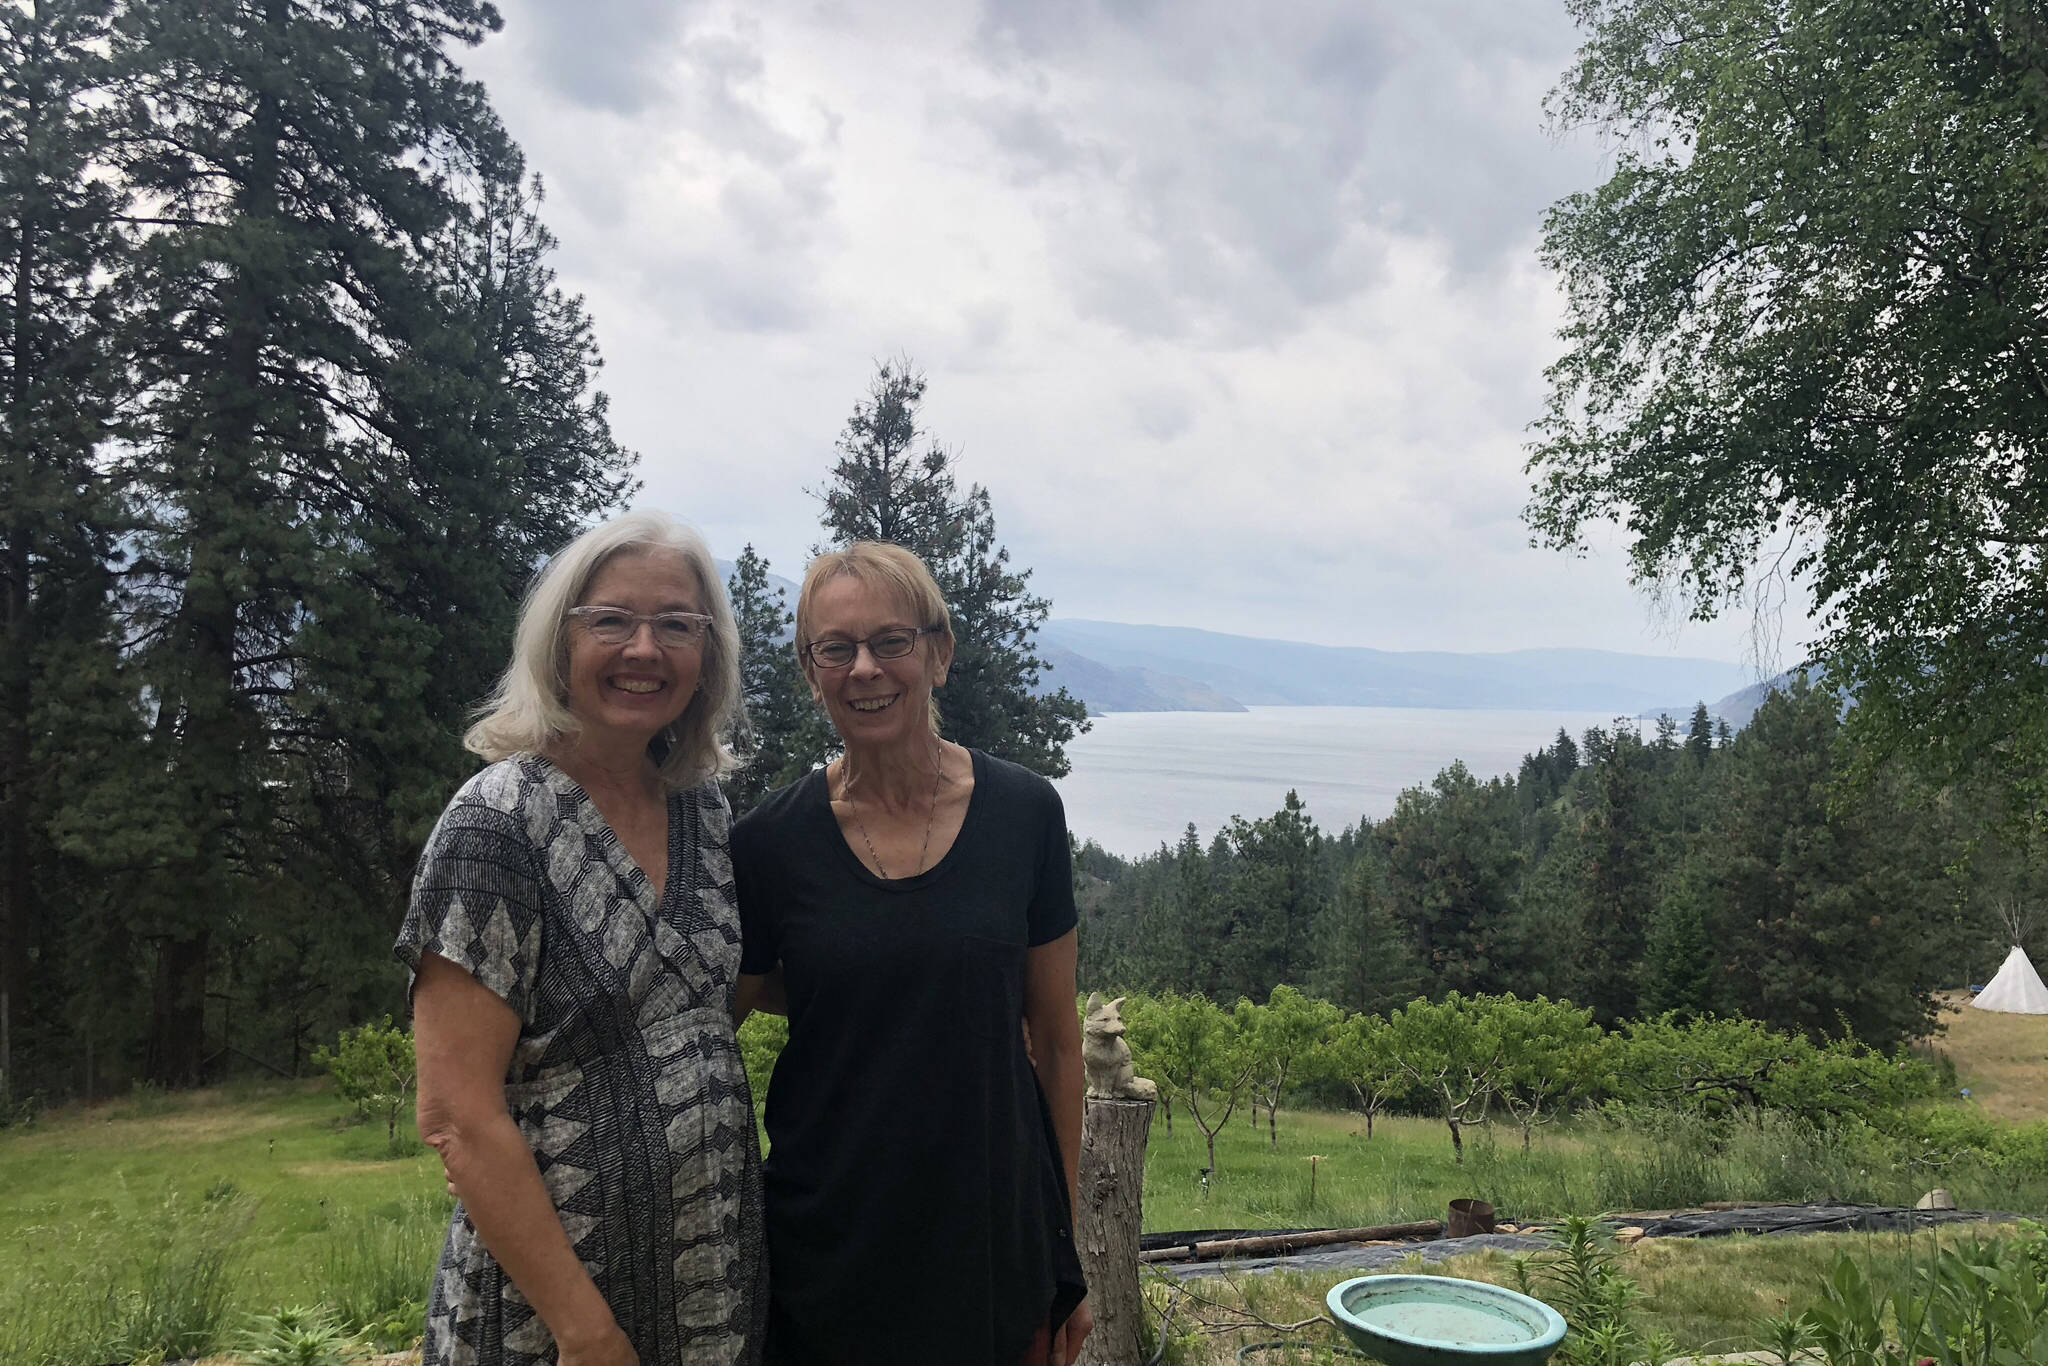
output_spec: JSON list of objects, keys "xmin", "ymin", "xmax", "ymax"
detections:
[
  {"xmin": 1312, "ymin": 1010, "xmax": 1405, "ymax": 1139},
  {"xmin": 1123, "ymin": 990, "xmax": 1255, "ymax": 1174},
  {"xmin": 1384, "ymin": 991, "xmax": 1508, "ymax": 1162},
  {"xmin": 1531, "ymin": 0, "xmax": 2048, "ymax": 832},
  {"xmin": 314, "ymin": 1016, "xmax": 416, "ymax": 1151},
  {"xmin": 1492, "ymin": 995, "xmax": 1607, "ymax": 1150},
  {"xmin": 1236, "ymin": 984, "xmax": 1340, "ymax": 1148}
]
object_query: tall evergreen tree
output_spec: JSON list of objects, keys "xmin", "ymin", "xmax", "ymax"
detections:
[
  {"xmin": 1380, "ymin": 762, "xmax": 1525, "ymax": 996},
  {"xmin": 726, "ymin": 544, "xmax": 815, "ymax": 814},
  {"xmin": 814, "ymin": 358, "xmax": 1088, "ymax": 776},
  {"xmin": 74, "ymin": 0, "xmax": 630, "ymax": 1086},
  {"xmin": 1309, "ymin": 851, "xmax": 1422, "ymax": 1015},
  {"xmin": 1572, "ymin": 721, "xmax": 1658, "ymax": 1023},
  {"xmin": 1210, "ymin": 792, "xmax": 1326, "ymax": 1000},
  {"xmin": 0, "ymin": 0, "xmax": 128, "ymax": 1095},
  {"xmin": 1684, "ymin": 681, "xmax": 1952, "ymax": 1046},
  {"xmin": 1685, "ymin": 703, "xmax": 1715, "ymax": 767}
]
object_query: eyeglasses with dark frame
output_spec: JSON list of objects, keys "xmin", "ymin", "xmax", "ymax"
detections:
[
  {"xmin": 804, "ymin": 626, "xmax": 941, "ymax": 669},
  {"xmin": 566, "ymin": 606, "xmax": 713, "ymax": 650}
]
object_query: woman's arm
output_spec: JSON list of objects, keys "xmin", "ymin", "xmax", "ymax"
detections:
[
  {"xmin": 1021, "ymin": 929, "xmax": 1083, "ymax": 1213},
  {"xmin": 413, "ymin": 955, "xmax": 637, "ymax": 1366},
  {"xmin": 1023, "ymin": 928, "xmax": 1092, "ymax": 1365}
]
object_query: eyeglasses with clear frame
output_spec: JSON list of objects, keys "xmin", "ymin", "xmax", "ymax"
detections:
[
  {"xmin": 566, "ymin": 606, "xmax": 713, "ymax": 650},
  {"xmin": 804, "ymin": 626, "xmax": 941, "ymax": 669}
]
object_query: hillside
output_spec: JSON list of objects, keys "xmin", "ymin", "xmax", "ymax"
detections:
[
  {"xmin": 1038, "ymin": 619, "xmax": 1751, "ymax": 714},
  {"xmin": 1931, "ymin": 991, "xmax": 2048, "ymax": 1124}
]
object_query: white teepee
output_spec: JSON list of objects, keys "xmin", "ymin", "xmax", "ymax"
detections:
[{"xmin": 1972, "ymin": 945, "xmax": 2048, "ymax": 1014}]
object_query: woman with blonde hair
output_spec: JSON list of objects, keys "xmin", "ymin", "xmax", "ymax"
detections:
[
  {"xmin": 731, "ymin": 540, "xmax": 1091, "ymax": 1366},
  {"xmin": 398, "ymin": 509, "xmax": 766, "ymax": 1366}
]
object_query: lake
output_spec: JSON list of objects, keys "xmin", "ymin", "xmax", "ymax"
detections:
[{"xmin": 1053, "ymin": 705, "xmax": 1621, "ymax": 857}]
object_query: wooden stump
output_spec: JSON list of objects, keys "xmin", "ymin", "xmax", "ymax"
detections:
[{"xmin": 1075, "ymin": 1096, "xmax": 1155, "ymax": 1366}]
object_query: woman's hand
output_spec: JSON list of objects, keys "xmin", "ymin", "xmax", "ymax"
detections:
[
  {"xmin": 558, "ymin": 1321, "xmax": 640, "ymax": 1366},
  {"xmin": 1052, "ymin": 1298, "xmax": 1094, "ymax": 1366}
]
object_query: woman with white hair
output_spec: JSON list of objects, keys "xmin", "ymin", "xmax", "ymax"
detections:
[{"xmin": 397, "ymin": 510, "xmax": 766, "ymax": 1366}]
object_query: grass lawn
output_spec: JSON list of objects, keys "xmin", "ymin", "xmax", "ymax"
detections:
[
  {"xmin": 5, "ymin": 1014, "xmax": 2045, "ymax": 1363},
  {"xmin": 1139, "ymin": 1108, "xmax": 1609, "ymax": 1232},
  {"xmin": 0, "ymin": 1081, "xmax": 448, "ymax": 1364},
  {"xmin": 1139, "ymin": 1101, "xmax": 2048, "ymax": 1233}
]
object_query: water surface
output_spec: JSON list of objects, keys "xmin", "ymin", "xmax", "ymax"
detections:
[{"xmin": 1054, "ymin": 705, "xmax": 1619, "ymax": 857}]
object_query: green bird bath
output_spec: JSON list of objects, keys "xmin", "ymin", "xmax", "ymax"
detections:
[{"xmin": 1324, "ymin": 1274, "xmax": 1568, "ymax": 1366}]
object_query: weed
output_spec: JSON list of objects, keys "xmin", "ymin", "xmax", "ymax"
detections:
[
  {"xmin": 239, "ymin": 1305, "xmax": 368, "ymax": 1366},
  {"xmin": 1512, "ymin": 1214, "xmax": 1678, "ymax": 1366},
  {"xmin": 320, "ymin": 1195, "xmax": 444, "ymax": 1350},
  {"xmin": 1796, "ymin": 1226, "xmax": 2048, "ymax": 1365}
]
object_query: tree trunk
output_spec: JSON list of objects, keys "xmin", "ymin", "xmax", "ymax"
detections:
[
  {"xmin": 145, "ymin": 932, "xmax": 210, "ymax": 1087},
  {"xmin": 1447, "ymin": 1112, "xmax": 1464, "ymax": 1162},
  {"xmin": 1267, "ymin": 1105, "xmax": 1278, "ymax": 1148},
  {"xmin": 1075, "ymin": 1097, "xmax": 1154, "ymax": 1366}
]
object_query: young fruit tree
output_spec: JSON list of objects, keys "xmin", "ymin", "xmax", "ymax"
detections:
[
  {"xmin": 1491, "ymin": 995, "xmax": 1607, "ymax": 1150},
  {"xmin": 314, "ymin": 1017, "xmax": 417, "ymax": 1151},
  {"xmin": 1310, "ymin": 1010, "xmax": 1406, "ymax": 1140},
  {"xmin": 1237, "ymin": 985, "xmax": 1341, "ymax": 1148},
  {"xmin": 1385, "ymin": 992, "xmax": 1508, "ymax": 1162},
  {"xmin": 1127, "ymin": 992, "xmax": 1256, "ymax": 1174}
]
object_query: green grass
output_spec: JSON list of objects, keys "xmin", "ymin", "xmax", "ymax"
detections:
[
  {"xmin": 4, "ymin": 1081, "xmax": 2043, "ymax": 1363},
  {"xmin": 1148, "ymin": 1225, "xmax": 2034, "ymax": 1365},
  {"xmin": 1141, "ymin": 1104, "xmax": 2048, "ymax": 1233},
  {"xmin": 0, "ymin": 1081, "xmax": 448, "ymax": 1364}
]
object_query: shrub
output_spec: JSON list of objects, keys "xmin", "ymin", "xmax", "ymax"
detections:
[{"xmin": 315, "ymin": 1017, "xmax": 417, "ymax": 1153}]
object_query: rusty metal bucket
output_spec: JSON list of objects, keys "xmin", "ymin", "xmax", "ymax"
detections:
[{"xmin": 1446, "ymin": 1198, "xmax": 1496, "ymax": 1238}]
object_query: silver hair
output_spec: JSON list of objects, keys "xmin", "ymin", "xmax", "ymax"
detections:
[{"xmin": 465, "ymin": 509, "xmax": 741, "ymax": 789}]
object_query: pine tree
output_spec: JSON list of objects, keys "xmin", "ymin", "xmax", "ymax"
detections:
[
  {"xmin": 1682, "ymin": 681, "xmax": 1952, "ymax": 1046},
  {"xmin": 1380, "ymin": 762, "xmax": 1526, "ymax": 996},
  {"xmin": 726, "ymin": 544, "xmax": 816, "ymax": 814},
  {"xmin": 1640, "ymin": 878, "xmax": 1716, "ymax": 1020},
  {"xmin": 1574, "ymin": 722, "xmax": 1658, "ymax": 1024},
  {"xmin": 85, "ymin": 0, "xmax": 630, "ymax": 1086},
  {"xmin": 1685, "ymin": 703, "xmax": 1714, "ymax": 767},
  {"xmin": 0, "ymin": 0, "xmax": 129, "ymax": 1095},
  {"xmin": 1309, "ymin": 852, "xmax": 1422, "ymax": 1015},
  {"xmin": 1211, "ymin": 792, "xmax": 1326, "ymax": 1000},
  {"xmin": 814, "ymin": 358, "xmax": 1088, "ymax": 776}
]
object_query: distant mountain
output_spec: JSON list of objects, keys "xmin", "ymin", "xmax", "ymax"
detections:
[
  {"xmin": 712, "ymin": 558, "xmax": 803, "ymax": 607},
  {"xmin": 1036, "ymin": 619, "xmax": 1752, "ymax": 714},
  {"xmin": 1039, "ymin": 645, "xmax": 1246, "ymax": 714},
  {"xmin": 1642, "ymin": 664, "xmax": 1829, "ymax": 730}
]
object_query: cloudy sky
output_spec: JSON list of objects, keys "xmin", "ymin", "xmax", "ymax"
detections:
[{"xmin": 461, "ymin": 0, "xmax": 1813, "ymax": 669}]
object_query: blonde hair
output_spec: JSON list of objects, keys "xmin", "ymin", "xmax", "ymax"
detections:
[
  {"xmin": 466, "ymin": 510, "xmax": 741, "ymax": 788},
  {"xmin": 795, "ymin": 541, "xmax": 953, "ymax": 734}
]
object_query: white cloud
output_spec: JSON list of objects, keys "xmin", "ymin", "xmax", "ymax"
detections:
[{"xmin": 462, "ymin": 0, "xmax": 1815, "ymax": 672}]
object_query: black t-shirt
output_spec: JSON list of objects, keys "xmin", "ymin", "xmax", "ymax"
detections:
[{"xmin": 733, "ymin": 749, "xmax": 1085, "ymax": 1366}]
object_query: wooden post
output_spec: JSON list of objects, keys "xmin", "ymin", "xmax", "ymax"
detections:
[{"xmin": 1075, "ymin": 1096, "xmax": 1155, "ymax": 1366}]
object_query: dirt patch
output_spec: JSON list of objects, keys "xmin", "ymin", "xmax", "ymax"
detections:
[
  {"xmin": 285, "ymin": 1158, "xmax": 423, "ymax": 1179},
  {"xmin": 1, "ymin": 1107, "xmax": 300, "ymax": 1155}
]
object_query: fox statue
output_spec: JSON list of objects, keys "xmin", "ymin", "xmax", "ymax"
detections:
[{"xmin": 1082, "ymin": 993, "xmax": 1159, "ymax": 1102}]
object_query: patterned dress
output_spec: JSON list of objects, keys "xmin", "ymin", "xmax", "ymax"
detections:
[{"xmin": 395, "ymin": 755, "xmax": 766, "ymax": 1366}]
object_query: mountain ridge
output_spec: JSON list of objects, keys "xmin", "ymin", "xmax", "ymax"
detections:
[{"xmin": 1036, "ymin": 619, "xmax": 1756, "ymax": 715}]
